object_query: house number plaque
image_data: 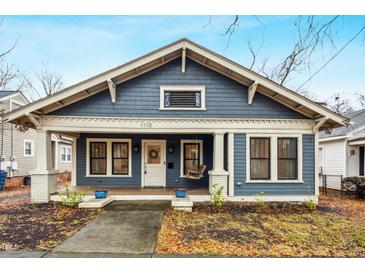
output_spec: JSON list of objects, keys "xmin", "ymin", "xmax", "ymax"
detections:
[{"xmin": 140, "ymin": 121, "xmax": 153, "ymax": 128}]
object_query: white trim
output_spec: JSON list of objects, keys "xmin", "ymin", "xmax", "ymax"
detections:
[
  {"xmin": 319, "ymin": 135, "xmax": 347, "ymax": 143},
  {"xmin": 41, "ymin": 115, "xmax": 314, "ymax": 134},
  {"xmin": 60, "ymin": 144, "xmax": 72, "ymax": 163},
  {"xmin": 180, "ymin": 139, "xmax": 204, "ymax": 177},
  {"xmin": 141, "ymin": 139, "xmax": 166, "ymax": 187},
  {"xmin": 23, "ymin": 139, "xmax": 35, "ymax": 157},
  {"xmin": 159, "ymin": 85, "xmax": 206, "ymax": 111},
  {"xmin": 50, "ymin": 194, "xmax": 317, "ymax": 203},
  {"xmin": 245, "ymin": 133, "xmax": 303, "ymax": 183},
  {"xmin": 9, "ymin": 98, "xmax": 25, "ymax": 111},
  {"xmin": 228, "ymin": 133, "xmax": 234, "ymax": 196},
  {"xmin": 71, "ymin": 137, "xmax": 77, "ymax": 186},
  {"xmin": 0, "ymin": 92, "xmax": 29, "ymax": 104},
  {"xmin": 314, "ymin": 132, "xmax": 319, "ymax": 195},
  {"xmin": 86, "ymin": 138, "xmax": 132, "ymax": 177}
]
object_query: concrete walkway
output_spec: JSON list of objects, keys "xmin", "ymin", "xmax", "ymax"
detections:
[{"xmin": 48, "ymin": 201, "xmax": 170, "ymax": 257}]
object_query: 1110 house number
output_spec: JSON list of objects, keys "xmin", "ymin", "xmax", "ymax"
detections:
[{"xmin": 140, "ymin": 121, "xmax": 153, "ymax": 128}]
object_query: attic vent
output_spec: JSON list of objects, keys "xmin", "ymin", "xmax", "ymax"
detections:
[
  {"xmin": 164, "ymin": 91, "xmax": 201, "ymax": 108},
  {"xmin": 160, "ymin": 85, "xmax": 206, "ymax": 111}
]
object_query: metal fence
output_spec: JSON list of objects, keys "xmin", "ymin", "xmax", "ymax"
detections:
[{"xmin": 320, "ymin": 174, "xmax": 343, "ymax": 195}]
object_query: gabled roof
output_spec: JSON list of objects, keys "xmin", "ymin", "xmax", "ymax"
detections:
[
  {"xmin": 320, "ymin": 109, "xmax": 365, "ymax": 140},
  {"xmin": 4, "ymin": 38, "xmax": 348, "ymax": 129},
  {"xmin": 0, "ymin": 90, "xmax": 18, "ymax": 99}
]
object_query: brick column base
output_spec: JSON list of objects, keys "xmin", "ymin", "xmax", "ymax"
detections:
[
  {"xmin": 31, "ymin": 172, "xmax": 58, "ymax": 203},
  {"xmin": 208, "ymin": 170, "xmax": 229, "ymax": 197}
]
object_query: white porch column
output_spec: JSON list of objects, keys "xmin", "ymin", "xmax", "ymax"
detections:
[
  {"xmin": 71, "ymin": 137, "xmax": 77, "ymax": 187},
  {"xmin": 227, "ymin": 133, "xmax": 234, "ymax": 196},
  {"xmin": 209, "ymin": 132, "xmax": 229, "ymax": 196},
  {"xmin": 31, "ymin": 130, "xmax": 58, "ymax": 203}
]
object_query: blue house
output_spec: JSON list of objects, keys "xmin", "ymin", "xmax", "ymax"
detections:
[{"xmin": 5, "ymin": 39, "xmax": 347, "ymax": 203}]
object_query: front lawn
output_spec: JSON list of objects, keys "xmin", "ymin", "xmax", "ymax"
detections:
[
  {"xmin": 155, "ymin": 195, "xmax": 365, "ymax": 257},
  {"xmin": 0, "ymin": 184, "xmax": 99, "ymax": 251}
]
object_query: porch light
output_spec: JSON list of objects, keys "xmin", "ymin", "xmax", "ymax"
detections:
[
  {"xmin": 133, "ymin": 144, "xmax": 140, "ymax": 153},
  {"xmin": 168, "ymin": 145, "xmax": 174, "ymax": 153}
]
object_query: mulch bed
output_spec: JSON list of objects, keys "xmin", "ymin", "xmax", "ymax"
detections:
[
  {"xmin": 0, "ymin": 183, "xmax": 99, "ymax": 251},
  {"xmin": 156, "ymin": 195, "xmax": 365, "ymax": 257}
]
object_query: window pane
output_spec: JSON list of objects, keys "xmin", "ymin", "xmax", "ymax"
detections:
[
  {"xmin": 113, "ymin": 159, "xmax": 128, "ymax": 174},
  {"xmin": 250, "ymin": 138, "xmax": 270, "ymax": 180},
  {"xmin": 184, "ymin": 159, "xmax": 199, "ymax": 174},
  {"xmin": 147, "ymin": 144, "xmax": 161, "ymax": 164},
  {"xmin": 67, "ymin": 154, "xmax": 71, "ymax": 161},
  {"xmin": 278, "ymin": 138, "xmax": 298, "ymax": 180},
  {"xmin": 62, "ymin": 154, "xmax": 66, "ymax": 161},
  {"xmin": 184, "ymin": 144, "xmax": 199, "ymax": 159},
  {"xmin": 91, "ymin": 159, "xmax": 106, "ymax": 174},
  {"xmin": 91, "ymin": 143, "xmax": 106, "ymax": 158},
  {"xmin": 113, "ymin": 143, "xmax": 128, "ymax": 158}
]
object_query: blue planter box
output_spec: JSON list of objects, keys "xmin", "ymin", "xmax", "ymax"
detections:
[
  {"xmin": 95, "ymin": 190, "xmax": 108, "ymax": 199},
  {"xmin": 175, "ymin": 189, "xmax": 186, "ymax": 198}
]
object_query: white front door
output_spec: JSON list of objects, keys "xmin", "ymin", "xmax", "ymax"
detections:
[{"xmin": 143, "ymin": 140, "xmax": 166, "ymax": 187}]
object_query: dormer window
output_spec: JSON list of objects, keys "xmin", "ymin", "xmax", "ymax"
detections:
[{"xmin": 160, "ymin": 85, "xmax": 206, "ymax": 111}]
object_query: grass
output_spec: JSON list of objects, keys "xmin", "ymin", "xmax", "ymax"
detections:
[{"xmin": 155, "ymin": 195, "xmax": 365, "ymax": 257}]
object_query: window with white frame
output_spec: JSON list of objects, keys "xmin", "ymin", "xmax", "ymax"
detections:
[
  {"xmin": 160, "ymin": 85, "xmax": 206, "ymax": 110},
  {"xmin": 247, "ymin": 134, "xmax": 302, "ymax": 183},
  {"xmin": 61, "ymin": 145, "xmax": 72, "ymax": 163},
  {"xmin": 86, "ymin": 138, "xmax": 132, "ymax": 177},
  {"xmin": 24, "ymin": 140, "xmax": 34, "ymax": 157},
  {"xmin": 180, "ymin": 140, "xmax": 203, "ymax": 177}
]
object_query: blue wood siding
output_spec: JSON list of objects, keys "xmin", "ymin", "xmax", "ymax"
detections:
[
  {"xmin": 51, "ymin": 58, "xmax": 306, "ymax": 119},
  {"xmin": 76, "ymin": 133, "xmax": 212, "ymax": 188},
  {"xmin": 234, "ymin": 134, "xmax": 315, "ymax": 195}
]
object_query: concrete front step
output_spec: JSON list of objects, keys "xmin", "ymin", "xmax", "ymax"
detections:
[
  {"xmin": 79, "ymin": 197, "xmax": 114, "ymax": 208},
  {"xmin": 171, "ymin": 196, "xmax": 193, "ymax": 212}
]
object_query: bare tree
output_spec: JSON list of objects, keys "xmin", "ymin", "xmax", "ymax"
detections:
[
  {"xmin": 326, "ymin": 93, "xmax": 354, "ymax": 115},
  {"xmin": 23, "ymin": 64, "xmax": 64, "ymax": 100},
  {"xmin": 0, "ymin": 18, "xmax": 20, "ymax": 91}
]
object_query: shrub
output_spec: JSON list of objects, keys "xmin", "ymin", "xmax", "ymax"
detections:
[
  {"xmin": 304, "ymin": 198, "xmax": 317, "ymax": 211},
  {"xmin": 61, "ymin": 187, "xmax": 85, "ymax": 207},
  {"xmin": 341, "ymin": 177, "xmax": 365, "ymax": 199},
  {"xmin": 211, "ymin": 184, "xmax": 225, "ymax": 208},
  {"xmin": 254, "ymin": 192, "xmax": 269, "ymax": 209}
]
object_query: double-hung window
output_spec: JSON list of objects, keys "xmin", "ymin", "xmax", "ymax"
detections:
[
  {"xmin": 250, "ymin": 137, "xmax": 271, "ymax": 180},
  {"xmin": 180, "ymin": 140, "xmax": 203, "ymax": 177},
  {"xmin": 247, "ymin": 135, "xmax": 302, "ymax": 183},
  {"xmin": 87, "ymin": 139, "xmax": 132, "ymax": 176},
  {"xmin": 277, "ymin": 138, "xmax": 298, "ymax": 180},
  {"xmin": 61, "ymin": 145, "xmax": 72, "ymax": 163},
  {"xmin": 160, "ymin": 86, "xmax": 206, "ymax": 110},
  {"xmin": 112, "ymin": 142, "xmax": 129, "ymax": 175},
  {"xmin": 24, "ymin": 140, "xmax": 34, "ymax": 157},
  {"xmin": 90, "ymin": 142, "xmax": 107, "ymax": 175}
]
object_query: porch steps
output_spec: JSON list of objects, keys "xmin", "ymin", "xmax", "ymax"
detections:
[
  {"xmin": 78, "ymin": 197, "xmax": 114, "ymax": 208},
  {"xmin": 171, "ymin": 196, "xmax": 193, "ymax": 212}
]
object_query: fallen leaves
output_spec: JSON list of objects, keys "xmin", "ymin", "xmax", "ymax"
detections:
[{"xmin": 155, "ymin": 195, "xmax": 365, "ymax": 257}]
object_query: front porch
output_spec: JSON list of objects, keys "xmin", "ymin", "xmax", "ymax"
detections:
[
  {"xmin": 32, "ymin": 130, "xmax": 232, "ymax": 203},
  {"xmin": 51, "ymin": 186, "xmax": 211, "ymax": 202}
]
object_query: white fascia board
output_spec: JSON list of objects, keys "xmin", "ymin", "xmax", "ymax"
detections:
[{"xmin": 319, "ymin": 135, "xmax": 348, "ymax": 143}]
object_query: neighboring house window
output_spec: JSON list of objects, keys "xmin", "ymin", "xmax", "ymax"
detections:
[
  {"xmin": 24, "ymin": 140, "xmax": 34, "ymax": 157},
  {"xmin": 90, "ymin": 142, "xmax": 107, "ymax": 175},
  {"xmin": 277, "ymin": 138, "xmax": 298, "ymax": 180},
  {"xmin": 250, "ymin": 137, "xmax": 271, "ymax": 180},
  {"xmin": 61, "ymin": 145, "xmax": 72, "ymax": 163},
  {"xmin": 160, "ymin": 85, "xmax": 206, "ymax": 110},
  {"xmin": 247, "ymin": 135, "xmax": 303, "ymax": 183},
  {"xmin": 180, "ymin": 140, "xmax": 203, "ymax": 177},
  {"xmin": 112, "ymin": 142, "xmax": 129, "ymax": 175},
  {"xmin": 86, "ymin": 138, "xmax": 132, "ymax": 177}
]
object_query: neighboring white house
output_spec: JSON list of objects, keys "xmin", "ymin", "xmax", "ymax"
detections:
[
  {"xmin": 319, "ymin": 109, "xmax": 365, "ymax": 190},
  {"xmin": 0, "ymin": 90, "xmax": 72, "ymax": 181}
]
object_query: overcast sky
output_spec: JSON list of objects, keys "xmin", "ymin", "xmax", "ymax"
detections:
[{"xmin": 1, "ymin": 15, "xmax": 364, "ymax": 108}]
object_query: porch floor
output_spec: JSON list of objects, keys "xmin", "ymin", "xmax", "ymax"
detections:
[{"xmin": 58, "ymin": 186, "xmax": 209, "ymax": 196}]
